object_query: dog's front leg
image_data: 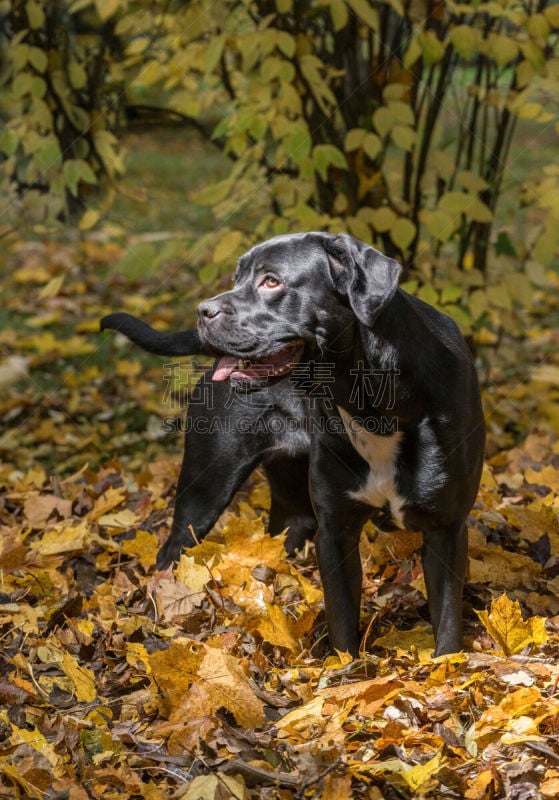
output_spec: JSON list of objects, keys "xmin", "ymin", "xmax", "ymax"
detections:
[
  {"xmin": 421, "ymin": 522, "xmax": 468, "ymax": 655},
  {"xmin": 156, "ymin": 375, "xmax": 264, "ymax": 570},
  {"xmin": 310, "ymin": 432, "xmax": 371, "ymax": 657}
]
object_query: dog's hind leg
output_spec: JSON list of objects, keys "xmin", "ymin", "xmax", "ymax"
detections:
[
  {"xmin": 421, "ymin": 521, "xmax": 468, "ymax": 655},
  {"xmin": 264, "ymin": 454, "xmax": 317, "ymax": 554}
]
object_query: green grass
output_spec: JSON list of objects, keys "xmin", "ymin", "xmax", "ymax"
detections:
[{"xmin": 106, "ymin": 126, "xmax": 231, "ymax": 234}]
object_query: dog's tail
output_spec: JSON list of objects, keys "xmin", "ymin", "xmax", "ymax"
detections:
[{"xmin": 100, "ymin": 312, "xmax": 207, "ymax": 356}]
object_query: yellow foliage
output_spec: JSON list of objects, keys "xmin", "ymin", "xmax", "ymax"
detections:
[{"xmin": 476, "ymin": 594, "xmax": 548, "ymax": 656}]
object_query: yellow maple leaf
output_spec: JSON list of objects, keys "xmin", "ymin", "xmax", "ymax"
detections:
[
  {"xmin": 10, "ymin": 723, "xmax": 63, "ymax": 775},
  {"xmin": 403, "ymin": 750, "xmax": 445, "ymax": 792},
  {"xmin": 33, "ymin": 520, "xmax": 88, "ymax": 556},
  {"xmin": 525, "ymin": 464, "xmax": 559, "ymax": 494},
  {"xmin": 372, "ymin": 623, "xmax": 435, "ymax": 662},
  {"xmin": 0, "ymin": 604, "xmax": 42, "ymax": 634},
  {"xmin": 150, "ymin": 638, "xmax": 265, "ymax": 728},
  {"xmin": 61, "ymin": 653, "xmax": 97, "ymax": 702},
  {"xmin": 196, "ymin": 644, "xmax": 266, "ymax": 728},
  {"xmin": 121, "ymin": 529, "xmax": 158, "ymax": 570},
  {"xmin": 275, "ymin": 695, "xmax": 326, "ymax": 740},
  {"xmin": 126, "ymin": 642, "xmax": 152, "ymax": 673},
  {"xmin": 294, "ymin": 570, "xmax": 323, "ymax": 606},
  {"xmin": 464, "ymin": 769, "xmax": 495, "ymax": 800},
  {"xmin": 255, "ymin": 602, "xmax": 301, "ymax": 653},
  {"xmin": 175, "ymin": 553, "xmax": 211, "ymax": 591},
  {"xmin": 476, "ymin": 593, "xmax": 548, "ymax": 655},
  {"xmin": 221, "ymin": 516, "xmax": 287, "ymax": 568},
  {"xmin": 149, "ymin": 637, "xmax": 205, "ymax": 702},
  {"xmin": 468, "ymin": 542, "xmax": 542, "ymax": 588},
  {"xmin": 474, "ymin": 686, "xmax": 543, "ymax": 746},
  {"xmin": 248, "ymin": 481, "xmax": 271, "ymax": 509},
  {"xmin": 323, "ymin": 650, "xmax": 354, "ymax": 670},
  {"xmin": 89, "ymin": 486, "xmax": 127, "ymax": 521}
]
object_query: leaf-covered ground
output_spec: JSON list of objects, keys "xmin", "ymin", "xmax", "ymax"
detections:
[{"xmin": 1, "ymin": 233, "xmax": 559, "ymax": 799}]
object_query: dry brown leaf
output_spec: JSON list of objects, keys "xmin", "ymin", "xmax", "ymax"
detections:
[
  {"xmin": 321, "ymin": 774, "xmax": 352, "ymax": 800},
  {"xmin": 181, "ymin": 774, "xmax": 249, "ymax": 800},
  {"xmin": 23, "ymin": 494, "xmax": 72, "ymax": 527},
  {"xmin": 155, "ymin": 577, "xmax": 206, "ymax": 620}
]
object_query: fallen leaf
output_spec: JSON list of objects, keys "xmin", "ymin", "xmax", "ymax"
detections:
[
  {"xmin": 403, "ymin": 749, "xmax": 445, "ymax": 792},
  {"xmin": 89, "ymin": 487, "xmax": 127, "ymax": 521},
  {"xmin": 476, "ymin": 593, "xmax": 548, "ymax": 655},
  {"xmin": 321, "ymin": 774, "xmax": 353, "ymax": 800},
  {"xmin": 255, "ymin": 602, "xmax": 302, "ymax": 653},
  {"xmin": 373, "ymin": 623, "xmax": 435, "ymax": 662},
  {"xmin": 196, "ymin": 644, "xmax": 266, "ymax": 728},
  {"xmin": 175, "ymin": 553, "xmax": 212, "ymax": 591},
  {"xmin": 0, "ymin": 355, "xmax": 28, "ymax": 387},
  {"xmin": 150, "ymin": 638, "xmax": 266, "ymax": 728},
  {"xmin": 475, "ymin": 686, "xmax": 543, "ymax": 746},
  {"xmin": 31, "ymin": 520, "xmax": 88, "ymax": 555},
  {"xmin": 182, "ymin": 774, "xmax": 249, "ymax": 800},
  {"xmin": 98, "ymin": 508, "xmax": 138, "ymax": 528},
  {"xmin": 23, "ymin": 494, "xmax": 72, "ymax": 527},
  {"xmin": 121, "ymin": 528, "xmax": 158, "ymax": 570},
  {"xmin": 60, "ymin": 653, "xmax": 97, "ymax": 702},
  {"xmin": 276, "ymin": 696, "xmax": 325, "ymax": 739},
  {"xmin": 464, "ymin": 768, "xmax": 495, "ymax": 799},
  {"xmin": 154, "ymin": 577, "xmax": 206, "ymax": 620}
]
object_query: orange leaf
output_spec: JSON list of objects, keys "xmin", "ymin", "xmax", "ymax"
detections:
[{"xmin": 150, "ymin": 638, "xmax": 265, "ymax": 728}]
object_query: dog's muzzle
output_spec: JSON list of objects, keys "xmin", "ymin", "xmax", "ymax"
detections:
[{"xmin": 211, "ymin": 341, "xmax": 304, "ymax": 382}]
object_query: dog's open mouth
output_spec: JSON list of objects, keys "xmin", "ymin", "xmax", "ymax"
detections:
[{"xmin": 212, "ymin": 342, "xmax": 304, "ymax": 382}]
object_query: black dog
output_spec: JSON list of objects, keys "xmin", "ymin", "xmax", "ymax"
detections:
[{"xmin": 101, "ymin": 232, "xmax": 485, "ymax": 656}]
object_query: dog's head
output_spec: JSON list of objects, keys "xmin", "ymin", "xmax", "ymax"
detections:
[{"xmin": 198, "ymin": 232, "xmax": 402, "ymax": 383}]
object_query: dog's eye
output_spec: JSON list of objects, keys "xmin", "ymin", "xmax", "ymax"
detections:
[{"xmin": 260, "ymin": 275, "xmax": 281, "ymax": 289}]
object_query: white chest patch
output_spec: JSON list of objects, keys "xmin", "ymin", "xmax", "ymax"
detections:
[{"xmin": 337, "ymin": 406, "xmax": 406, "ymax": 528}]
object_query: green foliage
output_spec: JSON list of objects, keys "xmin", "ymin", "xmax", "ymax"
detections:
[
  {"xmin": 2, "ymin": 0, "xmax": 559, "ymax": 336},
  {"xmin": 0, "ymin": 0, "xmax": 125, "ymax": 226}
]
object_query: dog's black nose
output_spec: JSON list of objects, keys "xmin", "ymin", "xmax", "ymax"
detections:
[
  {"xmin": 198, "ymin": 297, "xmax": 235, "ymax": 321},
  {"xmin": 198, "ymin": 300, "xmax": 221, "ymax": 320}
]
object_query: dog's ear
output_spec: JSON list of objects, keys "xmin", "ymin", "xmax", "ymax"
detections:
[{"xmin": 322, "ymin": 234, "xmax": 402, "ymax": 326}]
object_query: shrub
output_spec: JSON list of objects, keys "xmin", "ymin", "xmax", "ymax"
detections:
[{"xmin": 2, "ymin": 0, "xmax": 558, "ymax": 334}]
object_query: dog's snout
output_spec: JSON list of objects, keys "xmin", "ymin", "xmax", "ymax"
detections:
[{"xmin": 198, "ymin": 297, "xmax": 235, "ymax": 321}]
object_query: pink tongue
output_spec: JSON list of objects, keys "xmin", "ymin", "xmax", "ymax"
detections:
[{"xmin": 213, "ymin": 356, "xmax": 239, "ymax": 382}]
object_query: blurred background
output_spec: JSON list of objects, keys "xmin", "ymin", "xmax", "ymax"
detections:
[{"xmin": 1, "ymin": 0, "xmax": 559, "ymax": 472}]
